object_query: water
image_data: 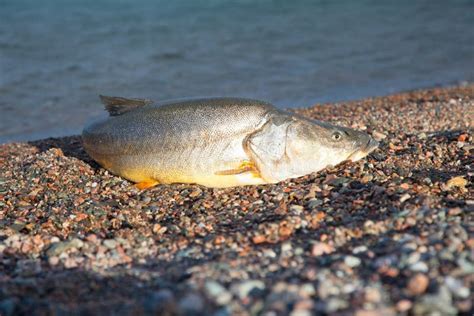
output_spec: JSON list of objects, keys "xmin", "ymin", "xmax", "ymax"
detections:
[{"xmin": 1, "ymin": 0, "xmax": 473, "ymax": 143}]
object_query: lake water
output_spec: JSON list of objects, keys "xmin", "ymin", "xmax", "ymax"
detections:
[{"xmin": 1, "ymin": 0, "xmax": 473, "ymax": 143}]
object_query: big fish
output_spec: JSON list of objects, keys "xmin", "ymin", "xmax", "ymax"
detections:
[{"xmin": 82, "ymin": 96, "xmax": 378, "ymax": 189}]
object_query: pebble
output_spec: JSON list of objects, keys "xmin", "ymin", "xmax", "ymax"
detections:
[
  {"xmin": 1, "ymin": 85, "xmax": 472, "ymax": 315},
  {"xmin": 407, "ymin": 274, "xmax": 429, "ymax": 295},
  {"xmin": 417, "ymin": 132, "xmax": 427, "ymax": 139},
  {"xmin": 289, "ymin": 205, "xmax": 304, "ymax": 214},
  {"xmin": 352, "ymin": 245, "xmax": 368, "ymax": 254},
  {"xmin": 445, "ymin": 276, "xmax": 470, "ymax": 299},
  {"xmin": 409, "ymin": 261, "xmax": 428, "ymax": 273},
  {"xmin": 178, "ymin": 293, "xmax": 204, "ymax": 313},
  {"xmin": 231, "ymin": 280, "xmax": 265, "ymax": 300},
  {"xmin": 399, "ymin": 193, "xmax": 411, "ymax": 203},
  {"xmin": 205, "ymin": 281, "xmax": 232, "ymax": 305},
  {"xmin": 396, "ymin": 299, "xmax": 412, "ymax": 312},
  {"xmin": 413, "ymin": 285, "xmax": 456, "ymax": 316},
  {"xmin": 344, "ymin": 255, "xmax": 361, "ymax": 267},
  {"xmin": 103, "ymin": 239, "xmax": 117, "ymax": 249},
  {"xmin": 311, "ymin": 242, "xmax": 334, "ymax": 256},
  {"xmin": 307, "ymin": 198, "xmax": 323, "ymax": 208},
  {"xmin": 46, "ymin": 238, "xmax": 83, "ymax": 257},
  {"xmin": 445, "ymin": 176, "xmax": 468, "ymax": 190},
  {"xmin": 372, "ymin": 131, "xmax": 387, "ymax": 141}
]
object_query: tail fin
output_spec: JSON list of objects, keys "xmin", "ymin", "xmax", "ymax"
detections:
[{"xmin": 99, "ymin": 95, "xmax": 153, "ymax": 116}]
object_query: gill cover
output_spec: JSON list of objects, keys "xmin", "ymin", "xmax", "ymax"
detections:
[{"xmin": 245, "ymin": 113, "xmax": 295, "ymax": 183}]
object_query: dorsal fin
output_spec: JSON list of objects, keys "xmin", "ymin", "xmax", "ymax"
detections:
[{"xmin": 99, "ymin": 95, "xmax": 153, "ymax": 116}]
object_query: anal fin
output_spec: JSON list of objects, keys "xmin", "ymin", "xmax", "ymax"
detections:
[{"xmin": 135, "ymin": 180, "xmax": 159, "ymax": 190}]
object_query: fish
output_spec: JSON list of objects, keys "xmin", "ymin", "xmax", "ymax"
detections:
[{"xmin": 82, "ymin": 96, "xmax": 379, "ymax": 189}]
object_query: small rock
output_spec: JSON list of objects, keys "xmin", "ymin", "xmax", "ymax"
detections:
[
  {"xmin": 325, "ymin": 176, "xmax": 351, "ymax": 186},
  {"xmin": 410, "ymin": 261, "xmax": 428, "ymax": 272},
  {"xmin": 413, "ymin": 285, "xmax": 456, "ymax": 316},
  {"xmin": 372, "ymin": 131, "xmax": 387, "ymax": 141},
  {"xmin": 364, "ymin": 287, "xmax": 381, "ymax": 303},
  {"xmin": 290, "ymin": 308, "xmax": 312, "ymax": 316},
  {"xmin": 457, "ymin": 133, "xmax": 468, "ymax": 142},
  {"xmin": 423, "ymin": 177, "xmax": 432, "ymax": 185},
  {"xmin": 399, "ymin": 193, "xmax": 411, "ymax": 203},
  {"xmin": 311, "ymin": 242, "xmax": 334, "ymax": 256},
  {"xmin": 46, "ymin": 238, "xmax": 83, "ymax": 257},
  {"xmin": 189, "ymin": 188, "xmax": 202, "ymax": 198},
  {"xmin": 307, "ymin": 198, "xmax": 323, "ymax": 208},
  {"xmin": 417, "ymin": 132, "xmax": 427, "ymax": 139},
  {"xmin": 144, "ymin": 289, "xmax": 176, "ymax": 314},
  {"xmin": 205, "ymin": 281, "xmax": 232, "ymax": 305},
  {"xmin": 252, "ymin": 235, "xmax": 266, "ymax": 244},
  {"xmin": 344, "ymin": 255, "xmax": 361, "ymax": 267},
  {"xmin": 407, "ymin": 274, "xmax": 429, "ymax": 295},
  {"xmin": 48, "ymin": 256, "xmax": 60, "ymax": 266},
  {"xmin": 289, "ymin": 205, "xmax": 304, "ymax": 215},
  {"xmin": 103, "ymin": 239, "xmax": 117, "ymax": 249},
  {"xmin": 231, "ymin": 280, "xmax": 265, "ymax": 300},
  {"xmin": 355, "ymin": 309, "xmax": 395, "ymax": 316},
  {"xmin": 281, "ymin": 241, "xmax": 292, "ymax": 253},
  {"xmin": 445, "ymin": 176, "xmax": 468, "ymax": 190},
  {"xmin": 0, "ymin": 298, "xmax": 17, "ymax": 316},
  {"xmin": 352, "ymin": 245, "xmax": 368, "ymax": 254},
  {"xmin": 299, "ymin": 283, "xmax": 316, "ymax": 297},
  {"xmin": 179, "ymin": 293, "xmax": 204, "ymax": 313},
  {"xmin": 396, "ymin": 299, "xmax": 412, "ymax": 312},
  {"xmin": 445, "ymin": 276, "xmax": 470, "ymax": 299},
  {"xmin": 325, "ymin": 297, "xmax": 348, "ymax": 312}
]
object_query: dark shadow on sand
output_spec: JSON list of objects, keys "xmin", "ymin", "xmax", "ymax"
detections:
[{"xmin": 28, "ymin": 135, "xmax": 101, "ymax": 170}]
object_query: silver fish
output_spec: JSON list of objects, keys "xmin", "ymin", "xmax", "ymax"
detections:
[{"xmin": 82, "ymin": 96, "xmax": 378, "ymax": 188}]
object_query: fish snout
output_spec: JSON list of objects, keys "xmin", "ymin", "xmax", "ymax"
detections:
[
  {"xmin": 364, "ymin": 137, "xmax": 379, "ymax": 153},
  {"xmin": 347, "ymin": 133, "xmax": 379, "ymax": 162}
]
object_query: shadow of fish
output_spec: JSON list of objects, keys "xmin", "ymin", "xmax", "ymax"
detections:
[{"xmin": 82, "ymin": 96, "xmax": 378, "ymax": 188}]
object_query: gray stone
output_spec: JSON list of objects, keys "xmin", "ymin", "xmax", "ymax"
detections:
[
  {"xmin": 46, "ymin": 238, "xmax": 83, "ymax": 257},
  {"xmin": 103, "ymin": 239, "xmax": 117, "ymax": 249},
  {"xmin": 179, "ymin": 293, "xmax": 204, "ymax": 313},
  {"xmin": 307, "ymin": 198, "xmax": 323, "ymax": 208},
  {"xmin": 205, "ymin": 281, "xmax": 232, "ymax": 305},
  {"xmin": 344, "ymin": 255, "xmax": 361, "ymax": 267},
  {"xmin": 445, "ymin": 276, "xmax": 470, "ymax": 299},
  {"xmin": 231, "ymin": 280, "xmax": 265, "ymax": 299}
]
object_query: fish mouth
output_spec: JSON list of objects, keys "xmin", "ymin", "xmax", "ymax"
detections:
[{"xmin": 347, "ymin": 138, "xmax": 379, "ymax": 162}]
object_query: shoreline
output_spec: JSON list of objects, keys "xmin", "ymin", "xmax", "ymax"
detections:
[
  {"xmin": 1, "ymin": 81, "xmax": 471, "ymax": 145},
  {"xmin": 1, "ymin": 85, "xmax": 473, "ymax": 315}
]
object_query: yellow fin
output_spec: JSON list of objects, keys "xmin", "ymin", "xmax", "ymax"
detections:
[
  {"xmin": 215, "ymin": 161, "xmax": 260, "ymax": 177},
  {"xmin": 135, "ymin": 180, "xmax": 159, "ymax": 190}
]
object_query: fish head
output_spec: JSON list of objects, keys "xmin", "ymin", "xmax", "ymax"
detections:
[
  {"xmin": 246, "ymin": 111, "xmax": 378, "ymax": 183},
  {"xmin": 287, "ymin": 117, "xmax": 379, "ymax": 168}
]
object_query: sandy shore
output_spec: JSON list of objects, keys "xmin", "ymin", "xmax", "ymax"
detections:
[{"xmin": 0, "ymin": 85, "xmax": 473, "ymax": 315}]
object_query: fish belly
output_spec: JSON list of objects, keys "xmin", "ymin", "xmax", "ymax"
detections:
[
  {"xmin": 82, "ymin": 98, "xmax": 276, "ymax": 187},
  {"xmin": 90, "ymin": 136, "xmax": 266, "ymax": 188}
]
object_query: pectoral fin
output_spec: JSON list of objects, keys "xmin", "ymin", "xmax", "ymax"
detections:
[{"xmin": 215, "ymin": 161, "xmax": 260, "ymax": 177}]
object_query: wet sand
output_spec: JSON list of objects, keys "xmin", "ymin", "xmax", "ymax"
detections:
[{"xmin": 0, "ymin": 85, "xmax": 473, "ymax": 315}]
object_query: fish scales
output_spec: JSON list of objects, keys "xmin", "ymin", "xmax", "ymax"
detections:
[
  {"xmin": 83, "ymin": 96, "xmax": 378, "ymax": 188},
  {"xmin": 83, "ymin": 98, "xmax": 274, "ymax": 187}
]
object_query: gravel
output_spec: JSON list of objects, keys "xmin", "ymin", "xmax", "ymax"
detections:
[{"xmin": 0, "ymin": 85, "xmax": 473, "ymax": 315}]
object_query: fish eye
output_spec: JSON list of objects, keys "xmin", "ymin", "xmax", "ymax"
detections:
[{"xmin": 332, "ymin": 132, "xmax": 343, "ymax": 141}]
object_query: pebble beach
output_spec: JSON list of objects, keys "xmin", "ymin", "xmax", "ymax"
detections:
[{"xmin": 0, "ymin": 85, "xmax": 473, "ymax": 315}]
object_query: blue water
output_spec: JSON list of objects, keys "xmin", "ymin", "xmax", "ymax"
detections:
[{"xmin": 1, "ymin": 0, "xmax": 473, "ymax": 143}]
